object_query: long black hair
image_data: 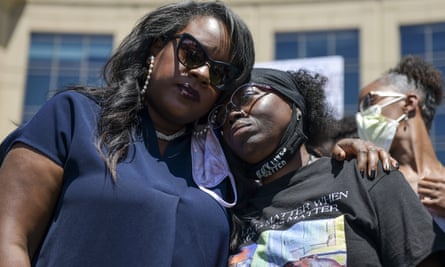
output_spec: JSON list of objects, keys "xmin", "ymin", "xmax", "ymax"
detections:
[{"xmin": 74, "ymin": 1, "xmax": 255, "ymax": 179}]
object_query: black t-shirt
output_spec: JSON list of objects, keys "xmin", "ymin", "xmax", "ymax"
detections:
[{"xmin": 229, "ymin": 157, "xmax": 445, "ymax": 266}]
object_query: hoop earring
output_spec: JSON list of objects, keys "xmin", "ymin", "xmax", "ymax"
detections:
[{"xmin": 141, "ymin": 55, "xmax": 155, "ymax": 101}]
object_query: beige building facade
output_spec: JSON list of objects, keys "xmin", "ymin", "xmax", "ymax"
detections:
[{"xmin": 1, "ymin": 0, "xmax": 445, "ymax": 141}]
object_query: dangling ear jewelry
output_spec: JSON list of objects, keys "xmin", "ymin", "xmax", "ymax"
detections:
[
  {"xmin": 193, "ymin": 123, "xmax": 209, "ymax": 137},
  {"xmin": 295, "ymin": 108, "xmax": 303, "ymax": 121},
  {"xmin": 141, "ymin": 55, "xmax": 155, "ymax": 100},
  {"xmin": 403, "ymin": 112, "xmax": 409, "ymax": 130}
]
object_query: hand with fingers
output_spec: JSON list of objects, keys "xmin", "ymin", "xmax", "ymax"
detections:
[
  {"xmin": 331, "ymin": 138, "xmax": 399, "ymax": 179},
  {"xmin": 418, "ymin": 176, "xmax": 445, "ymax": 217}
]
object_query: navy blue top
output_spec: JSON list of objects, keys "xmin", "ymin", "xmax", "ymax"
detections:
[{"xmin": 2, "ymin": 91, "xmax": 230, "ymax": 267}]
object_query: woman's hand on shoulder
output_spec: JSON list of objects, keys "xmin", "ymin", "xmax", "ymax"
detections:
[
  {"xmin": 0, "ymin": 143, "xmax": 63, "ymax": 265},
  {"xmin": 331, "ymin": 138, "xmax": 399, "ymax": 179}
]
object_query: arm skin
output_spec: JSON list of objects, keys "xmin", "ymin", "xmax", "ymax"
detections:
[
  {"xmin": 331, "ymin": 138, "xmax": 399, "ymax": 178},
  {"xmin": 0, "ymin": 143, "xmax": 63, "ymax": 266}
]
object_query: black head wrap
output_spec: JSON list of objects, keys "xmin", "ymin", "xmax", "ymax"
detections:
[
  {"xmin": 250, "ymin": 68, "xmax": 306, "ymax": 115},
  {"xmin": 244, "ymin": 68, "xmax": 308, "ymax": 181}
]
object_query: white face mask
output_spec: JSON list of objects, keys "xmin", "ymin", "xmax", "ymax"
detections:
[
  {"xmin": 191, "ymin": 126, "xmax": 237, "ymax": 208},
  {"xmin": 356, "ymin": 91, "xmax": 407, "ymax": 151}
]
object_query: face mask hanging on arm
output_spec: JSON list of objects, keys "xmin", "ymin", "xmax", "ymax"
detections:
[{"xmin": 356, "ymin": 93, "xmax": 407, "ymax": 152}]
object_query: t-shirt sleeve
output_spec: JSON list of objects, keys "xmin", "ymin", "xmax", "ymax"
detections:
[
  {"xmin": 1, "ymin": 91, "xmax": 98, "ymax": 167},
  {"xmin": 0, "ymin": 126, "xmax": 24, "ymax": 165},
  {"xmin": 369, "ymin": 169, "xmax": 445, "ymax": 266}
]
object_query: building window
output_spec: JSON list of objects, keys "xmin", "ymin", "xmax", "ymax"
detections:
[
  {"xmin": 23, "ymin": 33, "xmax": 113, "ymax": 122},
  {"xmin": 275, "ymin": 29, "xmax": 360, "ymax": 115},
  {"xmin": 401, "ymin": 22, "xmax": 445, "ymax": 163}
]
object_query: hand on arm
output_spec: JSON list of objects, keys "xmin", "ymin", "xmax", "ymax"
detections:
[
  {"xmin": 418, "ymin": 176, "xmax": 445, "ymax": 217},
  {"xmin": 331, "ymin": 138, "xmax": 399, "ymax": 178},
  {"xmin": 0, "ymin": 143, "xmax": 63, "ymax": 266}
]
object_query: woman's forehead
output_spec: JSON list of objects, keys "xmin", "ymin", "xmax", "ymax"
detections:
[{"xmin": 181, "ymin": 17, "xmax": 231, "ymax": 60}]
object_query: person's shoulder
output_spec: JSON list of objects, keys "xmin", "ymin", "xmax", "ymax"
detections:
[
  {"xmin": 327, "ymin": 157, "xmax": 398, "ymax": 185},
  {"xmin": 326, "ymin": 157, "xmax": 360, "ymax": 176},
  {"xmin": 363, "ymin": 163, "xmax": 410, "ymax": 193},
  {"xmin": 0, "ymin": 126, "xmax": 25, "ymax": 165},
  {"xmin": 23, "ymin": 89, "xmax": 102, "ymax": 133},
  {"xmin": 51, "ymin": 89, "xmax": 99, "ymax": 105},
  {"xmin": 304, "ymin": 156, "xmax": 355, "ymax": 175},
  {"xmin": 371, "ymin": 165, "xmax": 405, "ymax": 183},
  {"xmin": 43, "ymin": 89, "xmax": 101, "ymax": 115},
  {"xmin": 301, "ymin": 157, "xmax": 359, "ymax": 183}
]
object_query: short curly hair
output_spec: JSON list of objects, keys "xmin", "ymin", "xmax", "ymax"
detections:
[
  {"xmin": 384, "ymin": 55, "xmax": 443, "ymax": 131},
  {"xmin": 290, "ymin": 69, "xmax": 337, "ymax": 153}
]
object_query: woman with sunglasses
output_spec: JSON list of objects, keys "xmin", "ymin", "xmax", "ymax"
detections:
[
  {"xmin": 0, "ymin": 1, "xmax": 254, "ymax": 266},
  {"xmin": 356, "ymin": 55, "xmax": 445, "ymax": 231},
  {"xmin": 218, "ymin": 68, "xmax": 445, "ymax": 266}
]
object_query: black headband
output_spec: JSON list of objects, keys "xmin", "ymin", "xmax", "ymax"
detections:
[{"xmin": 250, "ymin": 68, "xmax": 306, "ymax": 115}]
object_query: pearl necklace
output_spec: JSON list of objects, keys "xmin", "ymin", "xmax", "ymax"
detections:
[{"xmin": 155, "ymin": 128, "xmax": 186, "ymax": 141}]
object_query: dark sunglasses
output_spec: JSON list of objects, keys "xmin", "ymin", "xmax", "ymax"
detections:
[
  {"xmin": 209, "ymin": 82, "xmax": 273, "ymax": 128},
  {"xmin": 174, "ymin": 33, "xmax": 240, "ymax": 91}
]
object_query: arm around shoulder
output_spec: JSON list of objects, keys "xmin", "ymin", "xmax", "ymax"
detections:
[{"xmin": 0, "ymin": 143, "xmax": 63, "ymax": 266}]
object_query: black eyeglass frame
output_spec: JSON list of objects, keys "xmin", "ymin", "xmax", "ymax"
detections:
[
  {"xmin": 173, "ymin": 32, "xmax": 240, "ymax": 91},
  {"xmin": 208, "ymin": 82, "xmax": 274, "ymax": 128}
]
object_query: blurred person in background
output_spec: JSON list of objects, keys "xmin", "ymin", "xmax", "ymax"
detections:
[{"xmin": 356, "ymin": 55, "xmax": 445, "ymax": 230}]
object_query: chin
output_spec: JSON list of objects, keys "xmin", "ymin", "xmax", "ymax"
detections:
[{"xmin": 236, "ymin": 148, "xmax": 263, "ymax": 164}]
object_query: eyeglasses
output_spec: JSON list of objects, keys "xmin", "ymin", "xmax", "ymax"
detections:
[
  {"xmin": 359, "ymin": 91, "xmax": 406, "ymax": 112},
  {"xmin": 209, "ymin": 82, "xmax": 273, "ymax": 128},
  {"xmin": 174, "ymin": 33, "xmax": 239, "ymax": 91}
]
